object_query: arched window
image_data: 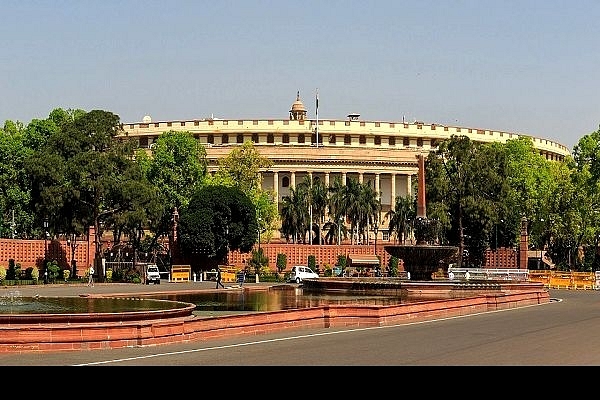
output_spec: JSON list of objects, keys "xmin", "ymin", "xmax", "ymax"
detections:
[{"xmin": 282, "ymin": 176, "xmax": 290, "ymax": 187}]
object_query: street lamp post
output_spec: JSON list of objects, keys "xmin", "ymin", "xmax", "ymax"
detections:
[
  {"xmin": 374, "ymin": 220, "xmax": 379, "ymax": 255},
  {"xmin": 257, "ymin": 218, "xmax": 262, "ymax": 256},
  {"xmin": 67, "ymin": 234, "xmax": 79, "ymax": 278},
  {"xmin": 495, "ymin": 219, "xmax": 504, "ymax": 268},
  {"xmin": 43, "ymin": 218, "xmax": 48, "ymax": 283}
]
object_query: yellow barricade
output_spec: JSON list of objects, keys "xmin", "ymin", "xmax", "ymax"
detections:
[
  {"xmin": 528, "ymin": 271, "xmax": 551, "ymax": 287},
  {"xmin": 530, "ymin": 270, "xmax": 596, "ymax": 290},
  {"xmin": 218, "ymin": 265, "xmax": 238, "ymax": 282},
  {"xmin": 171, "ymin": 265, "xmax": 191, "ymax": 282}
]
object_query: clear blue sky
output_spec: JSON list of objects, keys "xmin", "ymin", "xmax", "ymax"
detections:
[{"xmin": 1, "ymin": 0, "xmax": 598, "ymax": 150}]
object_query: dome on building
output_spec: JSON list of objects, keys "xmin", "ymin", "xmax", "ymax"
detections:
[
  {"xmin": 142, "ymin": 115, "xmax": 152, "ymax": 123},
  {"xmin": 289, "ymin": 91, "xmax": 307, "ymax": 120}
]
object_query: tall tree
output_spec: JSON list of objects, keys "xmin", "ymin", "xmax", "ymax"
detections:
[{"xmin": 178, "ymin": 185, "xmax": 257, "ymax": 271}]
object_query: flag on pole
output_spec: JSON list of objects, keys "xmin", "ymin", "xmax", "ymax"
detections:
[{"xmin": 315, "ymin": 89, "xmax": 319, "ymax": 148}]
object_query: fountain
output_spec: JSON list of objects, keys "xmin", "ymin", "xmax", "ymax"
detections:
[{"xmin": 384, "ymin": 154, "xmax": 458, "ymax": 280}]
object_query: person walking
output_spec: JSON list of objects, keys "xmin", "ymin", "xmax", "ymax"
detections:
[
  {"xmin": 88, "ymin": 266, "xmax": 94, "ymax": 287},
  {"xmin": 215, "ymin": 267, "xmax": 225, "ymax": 289}
]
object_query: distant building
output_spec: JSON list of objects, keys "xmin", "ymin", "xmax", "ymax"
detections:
[{"xmin": 120, "ymin": 92, "xmax": 570, "ymax": 242}]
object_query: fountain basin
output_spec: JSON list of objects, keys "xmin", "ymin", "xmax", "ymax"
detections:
[{"xmin": 384, "ymin": 244, "xmax": 459, "ymax": 280}]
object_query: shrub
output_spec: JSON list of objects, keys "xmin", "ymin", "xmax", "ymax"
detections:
[
  {"xmin": 388, "ymin": 256, "xmax": 399, "ymax": 277},
  {"xmin": 308, "ymin": 255, "xmax": 316, "ymax": 272},
  {"xmin": 0, "ymin": 266, "xmax": 6, "ymax": 282},
  {"xmin": 276, "ymin": 253, "xmax": 287, "ymax": 273},
  {"xmin": 6, "ymin": 259, "xmax": 18, "ymax": 280},
  {"xmin": 47, "ymin": 260, "xmax": 60, "ymax": 282},
  {"xmin": 25, "ymin": 266, "xmax": 40, "ymax": 281},
  {"xmin": 62, "ymin": 269, "xmax": 70, "ymax": 281}
]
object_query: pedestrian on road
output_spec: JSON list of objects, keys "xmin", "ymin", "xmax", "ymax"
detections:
[
  {"xmin": 88, "ymin": 266, "xmax": 94, "ymax": 287},
  {"xmin": 216, "ymin": 267, "xmax": 225, "ymax": 289}
]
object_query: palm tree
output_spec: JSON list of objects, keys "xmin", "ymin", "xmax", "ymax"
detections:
[
  {"xmin": 385, "ymin": 195, "xmax": 416, "ymax": 244},
  {"xmin": 327, "ymin": 177, "xmax": 347, "ymax": 244},
  {"xmin": 280, "ymin": 186, "xmax": 308, "ymax": 243},
  {"xmin": 310, "ymin": 177, "xmax": 328, "ymax": 245}
]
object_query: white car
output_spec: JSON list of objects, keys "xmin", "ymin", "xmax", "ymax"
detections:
[
  {"xmin": 288, "ymin": 266, "xmax": 319, "ymax": 283},
  {"xmin": 145, "ymin": 265, "xmax": 161, "ymax": 285}
]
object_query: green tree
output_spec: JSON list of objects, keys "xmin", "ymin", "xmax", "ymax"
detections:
[
  {"xmin": 385, "ymin": 195, "xmax": 416, "ymax": 244},
  {"xmin": 27, "ymin": 110, "xmax": 143, "ymax": 278},
  {"xmin": 178, "ymin": 185, "xmax": 257, "ymax": 271},
  {"xmin": 212, "ymin": 140, "xmax": 277, "ymax": 247},
  {"xmin": 276, "ymin": 253, "xmax": 287, "ymax": 273},
  {"xmin": 142, "ymin": 130, "xmax": 208, "ymax": 242}
]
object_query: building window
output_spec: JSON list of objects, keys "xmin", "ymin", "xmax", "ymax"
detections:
[
  {"xmin": 374, "ymin": 136, "xmax": 381, "ymax": 145},
  {"xmin": 344, "ymin": 135, "xmax": 351, "ymax": 145},
  {"xmin": 403, "ymin": 137, "xmax": 410, "ymax": 146},
  {"xmin": 222, "ymin": 134, "xmax": 229, "ymax": 144},
  {"xmin": 389, "ymin": 136, "xmax": 395, "ymax": 146},
  {"xmin": 282, "ymin": 176, "xmax": 290, "ymax": 188},
  {"xmin": 267, "ymin": 133, "xmax": 274, "ymax": 143},
  {"xmin": 237, "ymin": 134, "xmax": 244, "ymax": 143},
  {"xmin": 298, "ymin": 133, "xmax": 305, "ymax": 143},
  {"xmin": 359, "ymin": 135, "xmax": 366, "ymax": 144},
  {"xmin": 283, "ymin": 133, "xmax": 290, "ymax": 143},
  {"xmin": 329, "ymin": 134, "xmax": 336, "ymax": 144},
  {"xmin": 383, "ymin": 230, "xmax": 390, "ymax": 241},
  {"xmin": 207, "ymin": 134, "xmax": 214, "ymax": 144},
  {"xmin": 417, "ymin": 138, "xmax": 423, "ymax": 147},
  {"xmin": 252, "ymin": 133, "xmax": 259, "ymax": 143},
  {"xmin": 139, "ymin": 137, "xmax": 148, "ymax": 148}
]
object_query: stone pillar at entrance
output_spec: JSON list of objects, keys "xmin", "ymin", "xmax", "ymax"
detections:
[
  {"xmin": 417, "ymin": 154, "xmax": 427, "ymax": 218},
  {"xmin": 519, "ymin": 216, "xmax": 528, "ymax": 270}
]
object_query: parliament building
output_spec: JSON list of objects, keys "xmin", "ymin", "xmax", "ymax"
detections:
[{"xmin": 119, "ymin": 92, "xmax": 570, "ymax": 244}]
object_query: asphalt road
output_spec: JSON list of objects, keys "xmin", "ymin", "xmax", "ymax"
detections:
[{"xmin": 0, "ymin": 284, "xmax": 598, "ymax": 365}]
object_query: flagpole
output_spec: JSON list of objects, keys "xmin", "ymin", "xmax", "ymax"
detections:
[{"xmin": 315, "ymin": 88, "xmax": 319, "ymax": 148}]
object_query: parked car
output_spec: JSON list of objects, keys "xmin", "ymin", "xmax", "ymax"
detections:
[
  {"xmin": 288, "ymin": 265, "xmax": 319, "ymax": 283},
  {"xmin": 145, "ymin": 264, "xmax": 161, "ymax": 285}
]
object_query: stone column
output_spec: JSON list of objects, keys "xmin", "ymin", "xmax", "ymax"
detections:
[
  {"xmin": 519, "ymin": 217, "xmax": 528, "ymax": 270},
  {"xmin": 390, "ymin": 173, "xmax": 396, "ymax": 211},
  {"xmin": 273, "ymin": 171, "xmax": 279, "ymax": 205},
  {"xmin": 417, "ymin": 154, "xmax": 426, "ymax": 218}
]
